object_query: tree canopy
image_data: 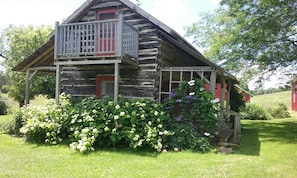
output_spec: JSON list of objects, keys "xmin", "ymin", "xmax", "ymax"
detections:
[
  {"xmin": 0, "ymin": 25, "xmax": 55, "ymax": 106},
  {"xmin": 186, "ymin": 0, "xmax": 297, "ymax": 88}
]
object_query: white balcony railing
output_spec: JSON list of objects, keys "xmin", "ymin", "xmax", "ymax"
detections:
[{"xmin": 54, "ymin": 17, "xmax": 138, "ymax": 60}]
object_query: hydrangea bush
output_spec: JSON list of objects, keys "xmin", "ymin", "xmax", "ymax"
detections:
[
  {"xmin": 19, "ymin": 94, "xmax": 172, "ymax": 153},
  {"xmin": 17, "ymin": 79, "xmax": 219, "ymax": 153}
]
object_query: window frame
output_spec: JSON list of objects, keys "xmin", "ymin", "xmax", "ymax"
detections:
[{"xmin": 96, "ymin": 76, "xmax": 114, "ymax": 98}]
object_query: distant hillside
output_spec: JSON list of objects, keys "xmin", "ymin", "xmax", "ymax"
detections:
[{"xmin": 250, "ymin": 90, "xmax": 291, "ymax": 109}]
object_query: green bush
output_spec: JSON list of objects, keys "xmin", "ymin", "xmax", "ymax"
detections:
[
  {"xmin": 268, "ymin": 103, "xmax": 290, "ymax": 118},
  {"xmin": 163, "ymin": 79, "xmax": 218, "ymax": 152},
  {"xmin": 0, "ymin": 96, "xmax": 8, "ymax": 115},
  {"xmin": 2, "ymin": 111, "xmax": 23, "ymax": 136},
  {"xmin": 241, "ymin": 104, "xmax": 273, "ymax": 120},
  {"xmin": 18, "ymin": 94, "xmax": 172, "ymax": 153}
]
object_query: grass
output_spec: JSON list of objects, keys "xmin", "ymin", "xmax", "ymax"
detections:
[
  {"xmin": 0, "ymin": 92, "xmax": 297, "ymax": 177},
  {"xmin": 251, "ymin": 90, "xmax": 291, "ymax": 109}
]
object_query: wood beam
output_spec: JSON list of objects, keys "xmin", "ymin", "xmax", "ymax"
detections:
[
  {"xmin": 114, "ymin": 62, "xmax": 119, "ymax": 103},
  {"xmin": 219, "ymin": 76, "xmax": 226, "ymax": 121},
  {"xmin": 210, "ymin": 70, "xmax": 217, "ymax": 95},
  {"xmin": 55, "ymin": 59, "xmax": 122, "ymax": 66},
  {"xmin": 25, "ymin": 70, "xmax": 30, "ymax": 105},
  {"xmin": 55, "ymin": 64, "xmax": 61, "ymax": 104}
]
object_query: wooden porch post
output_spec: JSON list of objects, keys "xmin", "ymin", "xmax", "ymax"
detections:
[
  {"xmin": 25, "ymin": 70, "xmax": 30, "ymax": 105},
  {"xmin": 114, "ymin": 62, "xmax": 119, "ymax": 103},
  {"xmin": 55, "ymin": 64, "xmax": 61, "ymax": 104},
  {"xmin": 226, "ymin": 80, "xmax": 233, "ymax": 110},
  {"xmin": 219, "ymin": 76, "xmax": 226, "ymax": 121},
  {"xmin": 210, "ymin": 70, "xmax": 217, "ymax": 95}
]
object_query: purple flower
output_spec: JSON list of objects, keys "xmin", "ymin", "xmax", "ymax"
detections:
[
  {"xmin": 186, "ymin": 95, "xmax": 195, "ymax": 100},
  {"xmin": 176, "ymin": 99, "xmax": 183, "ymax": 103},
  {"xmin": 175, "ymin": 116, "xmax": 182, "ymax": 121},
  {"xmin": 169, "ymin": 90, "xmax": 176, "ymax": 98}
]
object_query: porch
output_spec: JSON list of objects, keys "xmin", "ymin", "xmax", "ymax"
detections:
[{"xmin": 54, "ymin": 14, "xmax": 139, "ymax": 61}]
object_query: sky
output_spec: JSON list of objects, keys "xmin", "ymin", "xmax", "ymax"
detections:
[
  {"xmin": 0, "ymin": 0, "xmax": 219, "ymax": 71},
  {"xmin": 0, "ymin": 0, "xmax": 220, "ymax": 35},
  {"xmin": 0, "ymin": 0, "xmax": 284, "ymax": 89}
]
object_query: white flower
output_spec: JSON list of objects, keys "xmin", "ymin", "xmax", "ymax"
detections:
[
  {"xmin": 188, "ymin": 80, "xmax": 195, "ymax": 86},
  {"xmin": 92, "ymin": 128, "xmax": 98, "ymax": 134},
  {"xmin": 133, "ymin": 134, "xmax": 140, "ymax": 141},
  {"xmin": 158, "ymin": 124, "xmax": 163, "ymax": 128},
  {"xmin": 211, "ymin": 98, "xmax": 220, "ymax": 103},
  {"xmin": 104, "ymin": 127, "xmax": 110, "ymax": 132},
  {"xmin": 120, "ymin": 111, "xmax": 125, "ymax": 116},
  {"xmin": 200, "ymin": 87, "xmax": 204, "ymax": 91},
  {"xmin": 140, "ymin": 114, "xmax": 145, "ymax": 119},
  {"xmin": 115, "ymin": 105, "xmax": 120, "ymax": 109},
  {"xmin": 159, "ymin": 132, "xmax": 164, "ymax": 135},
  {"xmin": 189, "ymin": 92, "xmax": 195, "ymax": 96},
  {"xmin": 74, "ymin": 130, "xmax": 80, "ymax": 136},
  {"xmin": 154, "ymin": 111, "xmax": 159, "ymax": 116},
  {"xmin": 204, "ymin": 132, "xmax": 211, "ymax": 137},
  {"xmin": 114, "ymin": 115, "xmax": 119, "ymax": 120},
  {"xmin": 148, "ymin": 121, "xmax": 152, "ymax": 126},
  {"xmin": 82, "ymin": 127, "xmax": 89, "ymax": 134}
]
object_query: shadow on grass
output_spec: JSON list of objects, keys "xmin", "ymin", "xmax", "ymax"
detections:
[
  {"xmin": 255, "ymin": 121, "xmax": 297, "ymax": 144},
  {"xmin": 235, "ymin": 128, "xmax": 261, "ymax": 156},
  {"xmin": 235, "ymin": 119, "xmax": 297, "ymax": 156}
]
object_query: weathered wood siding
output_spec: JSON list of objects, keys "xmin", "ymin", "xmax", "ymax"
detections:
[
  {"xmin": 60, "ymin": 0, "xmax": 161, "ymax": 100},
  {"xmin": 160, "ymin": 38, "xmax": 206, "ymax": 67}
]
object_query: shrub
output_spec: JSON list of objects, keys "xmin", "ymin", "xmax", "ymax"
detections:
[
  {"xmin": 230, "ymin": 87, "xmax": 246, "ymax": 112},
  {"xmin": 18, "ymin": 94, "xmax": 173, "ymax": 153},
  {"xmin": 240, "ymin": 104, "xmax": 273, "ymax": 120},
  {"xmin": 162, "ymin": 79, "xmax": 218, "ymax": 152},
  {"xmin": 0, "ymin": 96, "xmax": 8, "ymax": 115},
  {"xmin": 2, "ymin": 111, "xmax": 23, "ymax": 136},
  {"xmin": 268, "ymin": 103, "xmax": 290, "ymax": 118}
]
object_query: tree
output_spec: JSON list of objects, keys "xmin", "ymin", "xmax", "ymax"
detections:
[
  {"xmin": 186, "ymin": 0, "xmax": 297, "ymax": 87},
  {"xmin": 0, "ymin": 25, "xmax": 55, "ymax": 107}
]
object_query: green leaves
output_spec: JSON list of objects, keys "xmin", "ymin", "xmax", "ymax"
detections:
[
  {"xmin": 186, "ymin": 0, "xmax": 297, "ymax": 86},
  {"xmin": 0, "ymin": 25, "xmax": 54, "ymax": 106},
  {"xmin": 19, "ymin": 95, "xmax": 173, "ymax": 153}
]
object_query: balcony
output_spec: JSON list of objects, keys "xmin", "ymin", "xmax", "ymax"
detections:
[{"xmin": 54, "ymin": 17, "xmax": 139, "ymax": 62}]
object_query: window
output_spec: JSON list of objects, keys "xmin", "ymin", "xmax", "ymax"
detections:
[{"xmin": 96, "ymin": 76, "xmax": 114, "ymax": 98}]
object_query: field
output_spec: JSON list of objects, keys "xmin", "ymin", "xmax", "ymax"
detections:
[{"xmin": 0, "ymin": 91, "xmax": 297, "ymax": 177}]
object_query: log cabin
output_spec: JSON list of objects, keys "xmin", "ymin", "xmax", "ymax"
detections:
[{"xmin": 13, "ymin": 0, "xmax": 241, "ymax": 143}]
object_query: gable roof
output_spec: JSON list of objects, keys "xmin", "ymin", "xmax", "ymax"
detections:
[{"xmin": 13, "ymin": 0, "xmax": 237, "ymax": 82}]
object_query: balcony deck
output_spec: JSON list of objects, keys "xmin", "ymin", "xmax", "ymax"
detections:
[{"xmin": 54, "ymin": 17, "xmax": 138, "ymax": 64}]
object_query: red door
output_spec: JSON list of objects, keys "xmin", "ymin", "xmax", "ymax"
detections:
[{"xmin": 97, "ymin": 9, "xmax": 117, "ymax": 56}]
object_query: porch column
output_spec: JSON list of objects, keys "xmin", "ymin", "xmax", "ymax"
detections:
[
  {"xmin": 114, "ymin": 62, "xmax": 119, "ymax": 103},
  {"xmin": 25, "ymin": 70, "xmax": 30, "ymax": 105},
  {"xmin": 226, "ymin": 80, "xmax": 231, "ymax": 117},
  {"xmin": 55, "ymin": 64, "xmax": 61, "ymax": 104},
  {"xmin": 210, "ymin": 70, "xmax": 217, "ymax": 95},
  {"xmin": 219, "ymin": 76, "xmax": 226, "ymax": 121}
]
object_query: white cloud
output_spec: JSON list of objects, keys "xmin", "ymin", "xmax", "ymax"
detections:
[{"xmin": 147, "ymin": 0, "xmax": 193, "ymax": 35}]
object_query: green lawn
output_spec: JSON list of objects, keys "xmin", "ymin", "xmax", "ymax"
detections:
[
  {"xmin": 251, "ymin": 90, "xmax": 291, "ymax": 109},
  {"xmin": 1, "ymin": 116, "xmax": 296, "ymax": 177},
  {"xmin": 0, "ymin": 92, "xmax": 297, "ymax": 177}
]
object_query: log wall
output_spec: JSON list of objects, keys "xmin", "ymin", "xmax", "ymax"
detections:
[
  {"xmin": 61, "ymin": 0, "xmax": 161, "ymax": 100},
  {"xmin": 60, "ymin": 0, "xmax": 211, "ymax": 100}
]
